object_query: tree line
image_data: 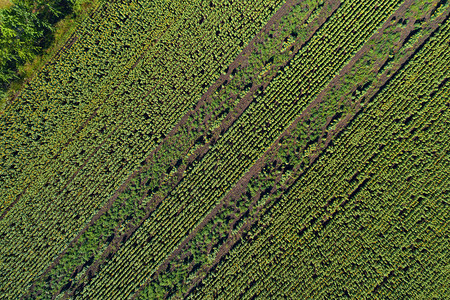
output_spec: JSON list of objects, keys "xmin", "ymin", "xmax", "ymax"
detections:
[{"xmin": 0, "ymin": 0, "xmax": 94, "ymax": 98}]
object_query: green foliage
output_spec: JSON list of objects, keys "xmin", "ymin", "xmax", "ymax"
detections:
[
  {"xmin": 1, "ymin": 0, "xmax": 449, "ymax": 299},
  {"xmin": 0, "ymin": 0, "xmax": 86, "ymax": 94},
  {"xmin": 0, "ymin": 2, "xmax": 47, "ymax": 85}
]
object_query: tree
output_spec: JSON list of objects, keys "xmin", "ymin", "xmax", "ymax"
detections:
[{"xmin": 0, "ymin": 0, "xmax": 70, "ymax": 90}]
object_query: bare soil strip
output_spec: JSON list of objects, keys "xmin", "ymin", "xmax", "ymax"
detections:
[
  {"xmin": 182, "ymin": 2, "xmax": 450, "ymax": 297},
  {"xmin": 24, "ymin": 1, "xmax": 289, "ymax": 298},
  {"xmin": 62, "ymin": 0, "xmax": 331, "ymax": 297},
  {"xmin": 127, "ymin": 0, "xmax": 342, "ymax": 298}
]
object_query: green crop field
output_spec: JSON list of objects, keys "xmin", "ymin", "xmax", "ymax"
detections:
[{"xmin": 0, "ymin": 0, "xmax": 448, "ymax": 299}]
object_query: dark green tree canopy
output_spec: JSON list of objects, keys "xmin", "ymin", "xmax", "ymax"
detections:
[{"xmin": 0, "ymin": 0, "xmax": 72, "ymax": 89}]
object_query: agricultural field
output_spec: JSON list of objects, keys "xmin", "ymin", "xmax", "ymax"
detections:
[{"xmin": 0, "ymin": 0, "xmax": 448, "ymax": 299}]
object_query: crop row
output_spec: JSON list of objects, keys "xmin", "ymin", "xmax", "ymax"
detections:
[
  {"xmin": 2, "ymin": 0, "xmax": 255, "ymax": 221},
  {"xmin": 205, "ymin": 86, "xmax": 450, "ymax": 299},
  {"xmin": 26, "ymin": 0, "xmax": 325, "ymax": 298},
  {"xmin": 1, "ymin": 0, "xmax": 188, "ymax": 295},
  {"xmin": 0, "ymin": 0, "xmax": 181, "ymax": 211},
  {"xmin": 192, "ymin": 20, "xmax": 449, "ymax": 298},
  {"xmin": 1, "ymin": 0, "xmax": 287, "ymax": 298},
  {"xmin": 136, "ymin": 1, "xmax": 448, "ymax": 297},
  {"xmin": 1, "ymin": 0, "xmax": 198, "ymax": 293},
  {"xmin": 76, "ymin": 0, "xmax": 408, "ymax": 298}
]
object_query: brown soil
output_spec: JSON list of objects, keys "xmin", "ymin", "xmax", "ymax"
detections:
[
  {"xmin": 129, "ymin": 0, "xmax": 342, "ymax": 298},
  {"xmin": 64, "ymin": 0, "xmax": 308, "ymax": 296},
  {"xmin": 181, "ymin": 0, "xmax": 450, "ymax": 297},
  {"xmin": 24, "ymin": 13, "xmax": 181, "ymax": 300}
]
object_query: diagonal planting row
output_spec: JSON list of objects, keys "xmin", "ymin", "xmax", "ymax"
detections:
[
  {"xmin": 24, "ymin": 0, "xmax": 324, "ymax": 298},
  {"xmin": 77, "ymin": 0, "xmax": 409, "ymax": 298},
  {"xmin": 230, "ymin": 53, "xmax": 450, "ymax": 300},
  {"xmin": 0, "ymin": 0, "xmax": 191, "ymax": 226},
  {"xmin": 16, "ymin": 1, "xmax": 288, "ymax": 298},
  {"xmin": 137, "ymin": 1, "xmax": 449, "ymax": 298},
  {"xmin": 192, "ymin": 20, "xmax": 449, "ymax": 298},
  {"xmin": 3, "ymin": 0, "xmax": 271, "ymax": 222},
  {"xmin": 1, "ymin": 0, "xmax": 199, "ymax": 294},
  {"xmin": 3, "ymin": 0, "xmax": 288, "ymax": 298},
  {"xmin": 0, "ymin": 0, "xmax": 181, "ymax": 212},
  {"xmin": 1, "ymin": 0, "xmax": 190, "ymax": 295},
  {"xmin": 203, "ymin": 80, "xmax": 450, "ymax": 299}
]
